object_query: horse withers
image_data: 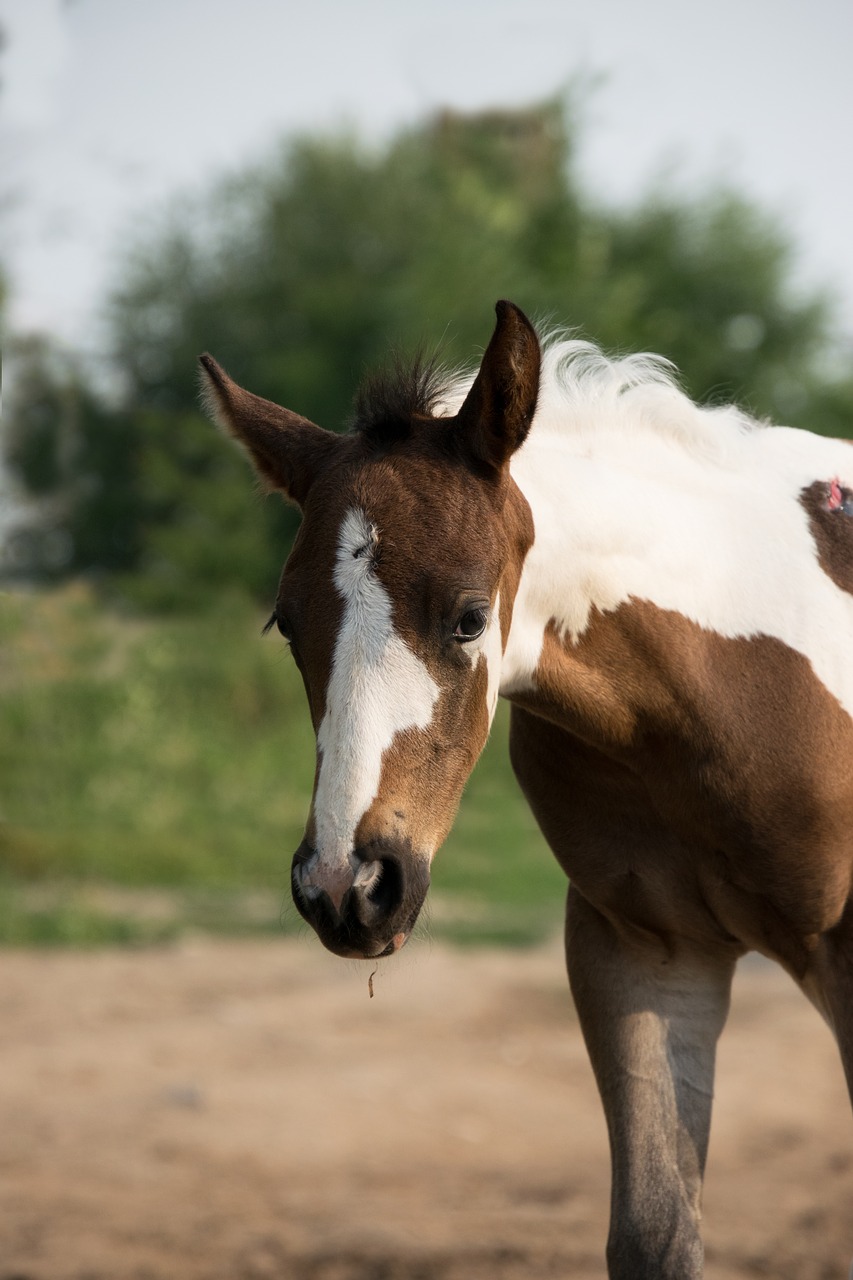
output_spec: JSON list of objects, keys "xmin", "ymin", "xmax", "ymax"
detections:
[{"xmin": 200, "ymin": 301, "xmax": 853, "ymax": 1279}]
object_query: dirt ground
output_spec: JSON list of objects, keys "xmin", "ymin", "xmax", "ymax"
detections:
[{"xmin": 0, "ymin": 935, "xmax": 851, "ymax": 1280}]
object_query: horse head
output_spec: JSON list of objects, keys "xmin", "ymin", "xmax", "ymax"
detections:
[{"xmin": 199, "ymin": 301, "xmax": 538, "ymax": 958}]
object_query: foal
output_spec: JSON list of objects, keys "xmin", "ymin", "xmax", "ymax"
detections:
[{"xmin": 200, "ymin": 301, "xmax": 853, "ymax": 1279}]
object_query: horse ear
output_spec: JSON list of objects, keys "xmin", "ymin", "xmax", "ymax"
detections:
[
  {"xmin": 455, "ymin": 300, "xmax": 540, "ymax": 474},
  {"xmin": 199, "ymin": 354, "xmax": 340, "ymax": 508}
]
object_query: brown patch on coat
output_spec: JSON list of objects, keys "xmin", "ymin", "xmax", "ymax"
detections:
[
  {"xmin": 509, "ymin": 601, "xmax": 853, "ymax": 976},
  {"xmin": 800, "ymin": 479, "xmax": 853, "ymax": 596}
]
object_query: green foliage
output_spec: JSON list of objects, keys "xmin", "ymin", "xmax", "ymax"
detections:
[
  {"xmin": 587, "ymin": 193, "xmax": 832, "ymax": 422},
  {"xmin": 4, "ymin": 337, "xmax": 73, "ymax": 497},
  {"xmin": 4, "ymin": 96, "xmax": 852, "ymax": 602},
  {"xmin": 0, "ymin": 585, "xmax": 314, "ymax": 885},
  {"xmin": 0, "ymin": 587, "xmax": 565, "ymax": 946},
  {"xmin": 119, "ymin": 409, "xmax": 293, "ymax": 610},
  {"xmin": 3, "ymin": 336, "xmax": 143, "ymax": 579}
]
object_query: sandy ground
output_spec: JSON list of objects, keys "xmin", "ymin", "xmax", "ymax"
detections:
[{"xmin": 0, "ymin": 935, "xmax": 851, "ymax": 1280}]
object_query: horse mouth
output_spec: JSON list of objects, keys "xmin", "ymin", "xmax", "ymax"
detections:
[
  {"xmin": 377, "ymin": 931, "xmax": 409, "ymax": 958},
  {"xmin": 329, "ymin": 929, "xmax": 411, "ymax": 961},
  {"xmin": 291, "ymin": 882, "xmax": 421, "ymax": 960}
]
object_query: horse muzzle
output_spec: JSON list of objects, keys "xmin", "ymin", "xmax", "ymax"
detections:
[{"xmin": 290, "ymin": 837, "xmax": 430, "ymax": 959}]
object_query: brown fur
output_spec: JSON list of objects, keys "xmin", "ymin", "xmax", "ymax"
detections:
[
  {"xmin": 801, "ymin": 478, "xmax": 853, "ymax": 596},
  {"xmin": 510, "ymin": 604, "xmax": 853, "ymax": 969}
]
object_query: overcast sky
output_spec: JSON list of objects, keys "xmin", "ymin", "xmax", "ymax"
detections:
[{"xmin": 3, "ymin": 0, "xmax": 853, "ymax": 359}]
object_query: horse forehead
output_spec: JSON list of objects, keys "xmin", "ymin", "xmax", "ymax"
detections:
[
  {"xmin": 311, "ymin": 455, "xmax": 500, "ymax": 587},
  {"xmin": 285, "ymin": 453, "xmax": 508, "ymax": 642}
]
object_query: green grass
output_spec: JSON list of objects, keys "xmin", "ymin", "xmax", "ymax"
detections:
[{"xmin": 0, "ymin": 585, "xmax": 566, "ymax": 947}]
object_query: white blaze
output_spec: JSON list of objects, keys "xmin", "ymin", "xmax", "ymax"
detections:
[{"xmin": 313, "ymin": 508, "xmax": 440, "ymax": 872}]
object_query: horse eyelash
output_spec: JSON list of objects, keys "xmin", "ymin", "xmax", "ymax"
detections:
[{"xmin": 263, "ymin": 610, "xmax": 293, "ymax": 650}]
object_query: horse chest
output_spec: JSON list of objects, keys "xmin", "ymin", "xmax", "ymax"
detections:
[{"xmin": 509, "ymin": 637, "xmax": 853, "ymax": 958}]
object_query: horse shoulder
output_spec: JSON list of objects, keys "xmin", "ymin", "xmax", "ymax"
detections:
[{"xmin": 507, "ymin": 600, "xmax": 853, "ymax": 967}]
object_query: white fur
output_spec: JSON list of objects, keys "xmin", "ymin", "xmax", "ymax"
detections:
[
  {"xmin": 311, "ymin": 508, "xmax": 440, "ymax": 881},
  {"xmin": 456, "ymin": 591, "xmax": 503, "ymax": 728},
  {"xmin": 491, "ymin": 340, "xmax": 853, "ymax": 718},
  {"xmin": 483, "ymin": 591, "xmax": 504, "ymax": 722}
]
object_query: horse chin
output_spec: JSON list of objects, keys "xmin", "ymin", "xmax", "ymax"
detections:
[{"xmin": 312, "ymin": 927, "xmax": 411, "ymax": 962}]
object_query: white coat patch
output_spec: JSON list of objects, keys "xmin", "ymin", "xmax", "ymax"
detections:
[
  {"xmin": 312, "ymin": 508, "xmax": 440, "ymax": 874},
  {"xmin": 501, "ymin": 369, "xmax": 853, "ymax": 719}
]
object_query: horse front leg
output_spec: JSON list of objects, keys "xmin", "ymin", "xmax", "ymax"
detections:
[
  {"xmin": 798, "ymin": 897, "xmax": 853, "ymax": 1108},
  {"xmin": 795, "ymin": 898, "xmax": 853, "ymax": 1280},
  {"xmin": 566, "ymin": 885, "xmax": 737, "ymax": 1280}
]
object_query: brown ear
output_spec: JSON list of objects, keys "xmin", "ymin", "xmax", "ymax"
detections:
[
  {"xmin": 199, "ymin": 354, "xmax": 340, "ymax": 507},
  {"xmin": 455, "ymin": 301, "xmax": 540, "ymax": 474}
]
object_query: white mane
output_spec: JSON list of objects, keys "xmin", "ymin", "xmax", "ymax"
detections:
[
  {"xmin": 439, "ymin": 333, "xmax": 763, "ymax": 468},
  {"xmin": 540, "ymin": 336, "xmax": 760, "ymax": 461}
]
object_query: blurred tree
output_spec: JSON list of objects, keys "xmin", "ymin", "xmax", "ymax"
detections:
[
  {"xmin": 4, "ymin": 97, "xmax": 852, "ymax": 604},
  {"xmin": 109, "ymin": 102, "xmax": 578, "ymax": 419},
  {"xmin": 107, "ymin": 96, "xmax": 852, "ymax": 429},
  {"xmin": 2, "ymin": 337, "xmax": 278, "ymax": 605},
  {"xmin": 593, "ymin": 192, "xmax": 832, "ymax": 421},
  {"xmin": 2, "ymin": 335, "xmax": 142, "ymax": 581}
]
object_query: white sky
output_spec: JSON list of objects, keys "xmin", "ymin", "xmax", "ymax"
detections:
[{"xmin": 3, "ymin": 0, "xmax": 853, "ymax": 359}]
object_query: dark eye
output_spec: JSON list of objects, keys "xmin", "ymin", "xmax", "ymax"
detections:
[
  {"xmin": 453, "ymin": 607, "xmax": 488, "ymax": 643},
  {"xmin": 262, "ymin": 610, "xmax": 292, "ymax": 644}
]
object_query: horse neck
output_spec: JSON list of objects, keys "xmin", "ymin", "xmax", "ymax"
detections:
[
  {"xmin": 499, "ymin": 427, "xmax": 671, "ymax": 745},
  {"xmin": 500, "ymin": 421, "xmax": 684, "ymax": 668},
  {"xmin": 499, "ymin": 414, "xmax": 853, "ymax": 737}
]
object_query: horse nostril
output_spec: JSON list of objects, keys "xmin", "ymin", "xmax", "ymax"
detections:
[
  {"xmin": 353, "ymin": 859, "xmax": 382, "ymax": 896},
  {"xmin": 290, "ymin": 840, "xmax": 429, "ymax": 959},
  {"xmin": 353, "ymin": 856, "xmax": 403, "ymax": 922}
]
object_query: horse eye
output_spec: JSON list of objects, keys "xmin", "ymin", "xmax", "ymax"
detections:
[
  {"xmin": 453, "ymin": 608, "xmax": 488, "ymax": 643},
  {"xmin": 262, "ymin": 610, "xmax": 292, "ymax": 644}
]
